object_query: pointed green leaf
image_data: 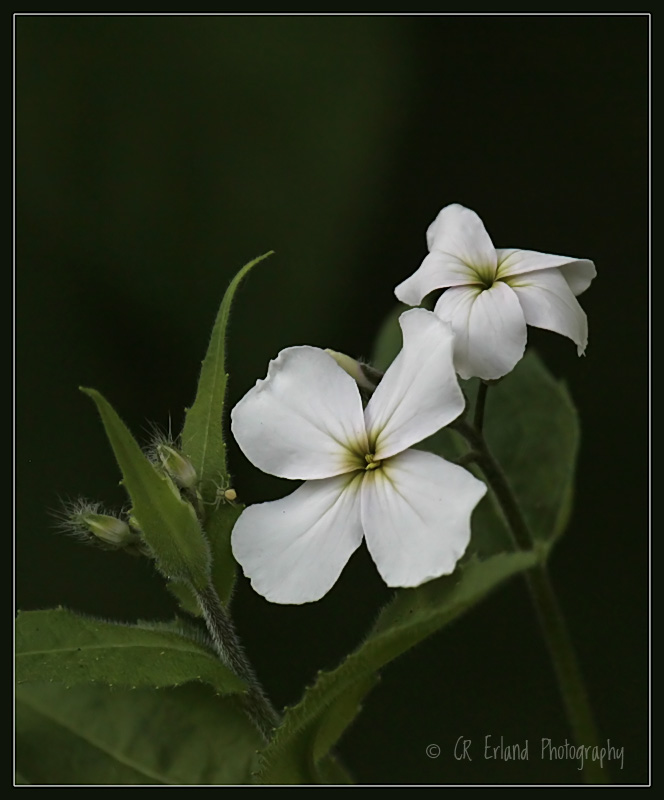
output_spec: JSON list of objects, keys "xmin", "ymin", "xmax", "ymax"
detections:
[
  {"xmin": 166, "ymin": 580, "xmax": 203, "ymax": 617},
  {"xmin": 258, "ymin": 673, "xmax": 375, "ymax": 784},
  {"xmin": 256, "ymin": 551, "xmax": 538, "ymax": 783},
  {"xmin": 206, "ymin": 501, "xmax": 242, "ymax": 604},
  {"xmin": 81, "ymin": 388, "xmax": 211, "ymax": 589},
  {"xmin": 167, "ymin": 501, "xmax": 243, "ymax": 614},
  {"xmin": 16, "ymin": 608, "xmax": 245, "ymax": 696},
  {"xmin": 181, "ymin": 252, "xmax": 274, "ymax": 504},
  {"xmin": 16, "ymin": 682, "xmax": 261, "ymax": 785}
]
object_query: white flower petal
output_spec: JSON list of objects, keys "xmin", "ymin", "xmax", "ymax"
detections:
[
  {"xmin": 558, "ymin": 260, "xmax": 597, "ymax": 297},
  {"xmin": 434, "ymin": 283, "xmax": 527, "ymax": 380},
  {"xmin": 395, "ymin": 205, "xmax": 498, "ymax": 306},
  {"xmin": 426, "ymin": 204, "xmax": 497, "ymax": 271},
  {"xmin": 365, "ymin": 309, "xmax": 464, "ymax": 461},
  {"xmin": 231, "ymin": 346, "xmax": 368, "ymax": 480},
  {"xmin": 231, "ymin": 473, "xmax": 364, "ymax": 604},
  {"xmin": 361, "ymin": 449, "xmax": 486, "ymax": 588},
  {"xmin": 496, "ymin": 248, "xmax": 596, "ymax": 296},
  {"xmin": 394, "ymin": 251, "xmax": 480, "ymax": 306},
  {"xmin": 509, "ymin": 268, "xmax": 588, "ymax": 355}
]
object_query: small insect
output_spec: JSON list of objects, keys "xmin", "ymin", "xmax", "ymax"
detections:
[{"xmin": 205, "ymin": 477, "xmax": 238, "ymax": 511}]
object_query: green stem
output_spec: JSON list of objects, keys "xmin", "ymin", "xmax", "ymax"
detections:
[
  {"xmin": 474, "ymin": 380, "xmax": 489, "ymax": 434},
  {"xmin": 524, "ymin": 565, "xmax": 606, "ymax": 784},
  {"xmin": 194, "ymin": 582, "xmax": 352, "ymax": 782},
  {"xmin": 455, "ymin": 419, "xmax": 532, "ymax": 552},
  {"xmin": 454, "ymin": 399, "xmax": 608, "ymax": 784},
  {"xmin": 194, "ymin": 582, "xmax": 280, "ymax": 742},
  {"xmin": 455, "ymin": 451, "xmax": 481, "ymax": 468}
]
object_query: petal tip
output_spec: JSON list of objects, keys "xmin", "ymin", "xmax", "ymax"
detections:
[{"xmin": 394, "ymin": 277, "xmax": 422, "ymax": 307}]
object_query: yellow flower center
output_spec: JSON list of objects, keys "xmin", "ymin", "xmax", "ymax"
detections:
[{"xmin": 364, "ymin": 453, "xmax": 382, "ymax": 471}]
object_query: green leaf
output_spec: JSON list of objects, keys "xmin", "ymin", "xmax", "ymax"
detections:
[
  {"xmin": 81, "ymin": 388, "xmax": 211, "ymax": 589},
  {"xmin": 207, "ymin": 501, "xmax": 243, "ymax": 604},
  {"xmin": 166, "ymin": 580, "xmax": 203, "ymax": 617},
  {"xmin": 166, "ymin": 503, "xmax": 242, "ymax": 614},
  {"xmin": 16, "ymin": 608, "xmax": 245, "ymax": 696},
  {"xmin": 258, "ymin": 673, "xmax": 377, "ymax": 784},
  {"xmin": 181, "ymin": 251, "xmax": 274, "ymax": 504},
  {"xmin": 16, "ymin": 682, "xmax": 261, "ymax": 785},
  {"xmin": 256, "ymin": 551, "xmax": 538, "ymax": 783},
  {"xmin": 475, "ymin": 356, "xmax": 578, "ymax": 548},
  {"xmin": 167, "ymin": 501, "xmax": 243, "ymax": 614}
]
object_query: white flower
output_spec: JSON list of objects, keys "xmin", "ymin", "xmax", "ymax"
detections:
[
  {"xmin": 230, "ymin": 309, "xmax": 486, "ymax": 604},
  {"xmin": 394, "ymin": 204, "xmax": 597, "ymax": 380}
]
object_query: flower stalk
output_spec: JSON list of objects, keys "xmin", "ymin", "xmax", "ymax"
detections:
[
  {"xmin": 473, "ymin": 380, "xmax": 489, "ymax": 434},
  {"xmin": 454, "ymin": 387, "xmax": 608, "ymax": 785}
]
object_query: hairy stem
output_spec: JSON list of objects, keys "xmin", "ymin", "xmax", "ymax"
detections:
[{"xmin": 194, "ymin": 582, "xmax": 280, "ymax": 742}]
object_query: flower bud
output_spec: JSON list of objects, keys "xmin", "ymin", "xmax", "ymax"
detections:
[
  {"xmin": 156, "ymin": 444, "xmax": 198, "ymax": 489},
  {"xmin": 324, "ymin": 349, "xmax": 383, "ymax": 393},
  {"xmin": 82, "ymin": 513, "xmax": 134, "ymax": 546},
  {"xmin": 57, "ymin": 500, "xmax": 145, "ymax": 552}
]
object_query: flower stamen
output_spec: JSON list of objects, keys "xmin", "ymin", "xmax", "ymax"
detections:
[{"xmin": 364, "ymin": 453, "xmax": 382, "ymax": 471}]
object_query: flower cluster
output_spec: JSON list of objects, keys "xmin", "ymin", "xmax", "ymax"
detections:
[{"xmin": 230, "ymin": 205, "xmax": 595, "ymax": 603}]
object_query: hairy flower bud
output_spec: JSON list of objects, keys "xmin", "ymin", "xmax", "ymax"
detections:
[
  {"xmin": 83, "ymin": 513, "xmax": 133, "ymax": 546},
  {"xmin": 156, "ymin": 443, "xmax": 198, "ymax": 489},
  {"xmin": 324, "ymin": 349, "xmax": 383, "ymax": 393},
  {"xmin": 56, "ymin": 499, "xmax": 146, "ymax": 553}
]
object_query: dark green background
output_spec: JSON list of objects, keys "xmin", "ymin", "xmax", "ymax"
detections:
[{"xmin": 17, "ymin": 15, "xmax": 649, "ymax": 785}]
